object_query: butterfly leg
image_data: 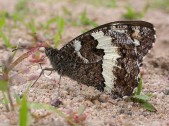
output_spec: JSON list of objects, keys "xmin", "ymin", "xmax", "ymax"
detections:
[
  {"xmin": 57, "ymin": 70, "xmax": 62, "ymax": 97},
  {"xmin": 31, "ymin": 66, "xmax": 54, "ymax": 87}
]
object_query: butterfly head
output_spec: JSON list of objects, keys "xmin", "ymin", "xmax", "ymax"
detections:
[
  {"xmin": 45, "ymin": 47, "xmax": 61, "ymax": 69},
  {"xmin": 45, "ymin": 47, "xmax": 58, "ymax": 57}
]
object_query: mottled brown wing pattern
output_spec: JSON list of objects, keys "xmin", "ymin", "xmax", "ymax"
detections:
[{"xmin": 45, "ymin": 21, "xmax": 156, "ymax": 97}]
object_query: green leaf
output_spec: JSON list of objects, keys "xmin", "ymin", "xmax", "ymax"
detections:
[
  {"xmin": 0, "ymin": 17, "xmax": 6, "ymax": 29},
  {"xmin": 104, "ymin": 0, "xmax": 116, "ymax": 8},
  {"xmin": 29, "ymin": 102, "xmax": 76, "ymax": 125},
  {"xmin": 77, "ymin": 105, "xmax": 85, "ymax": 115},
  {"xmin": 19, "ymin": 93, "xmax": 29, "ymax": 126},
  {"xmin": 131, "ymin": 76, "xmax": 156, "ymax": 112},
  {"xmin": 53, "ymin": 17, "xmax": 65, "ymax": 48},
  {"xmin": 123, "ymin": 6, "xmax": 137, "ymax": 20},
  {"xmin": 136, "ymin": 78, "xmax": 142, "ymax": 95},
  {"xmin": 29, "ymin": 102, "xmax": 66, "ymax": 118},
  {"xmin": 53, "ymin": 34, "xmax": 61, "ymax": 48},
  {"xmin": 62, "ymin": 6, "xmax": 72, "ymax": 16},
  {"xmin": 80, "ymin": 10, "xmax": 98, "ymax": 27},
  {"xmin": 0, "ymin": 30, "xmax": 13, "ymax": 48},
  {"xmin": 27, "ymin": 20, "xmax": 36, "ymax": 34},
  {"xmin": 12, "ymin": 12, "xmax": 21, "ymax": 23},
  {"xmin": 15, "ymin": 0, "xmax": 27, "ymax": 12},
  {"xmin": 14, "ymin": 92, "xmax": 22, "ymax": 104},
  {"xmin": 2, "ymin": 92, "xmax": 9, "ymax": 106},
  {"xmin": 0, "ymin": 80, "xmax": 8, "ymax": 91},
  {"xmin": 57, "ymin": 17, "xmax": 65, "ymax": 35},
  {"xmin": 141, "ymin": 101, "xmax": 157, "ymax": 112},
  {"xmin": 2, "ymin": 92, "xmax": 9, "ymax": 111},
  {"xmin": 133, "ymin": 94, "xmax": 151, "ymax": 101},
  {"xmin": 45, "ymin": 17, "xmax": 58, "ymax": 29}
]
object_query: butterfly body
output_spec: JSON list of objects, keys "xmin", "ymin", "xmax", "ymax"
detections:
[{"xmin": 45, "ymin": 21, "xmax": 156, "ymax": 97}]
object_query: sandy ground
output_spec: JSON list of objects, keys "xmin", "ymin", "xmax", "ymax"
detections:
[{"xmin": 0, "ymin": 0, "xmax": 169, "ymax": 126}]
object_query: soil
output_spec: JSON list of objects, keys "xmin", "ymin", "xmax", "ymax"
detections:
[{"xmin": 0, "ymin": 0, "xmax": 169, "ymax": 126}]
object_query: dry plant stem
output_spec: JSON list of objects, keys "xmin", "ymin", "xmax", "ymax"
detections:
[
  {"xmin": 31, "ymin": 67, "xmax": 54, "ymax": 87},
  {"xmin": 7, "ymin": 87, "xmax": 14, "ymax": 111}
]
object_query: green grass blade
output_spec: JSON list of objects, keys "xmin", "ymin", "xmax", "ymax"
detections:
[
  {"xmin": 45, "ymin": 17, "xmax": 58, "ymax": 29},
  {"xmin": 53, "ymin": 17, "xmax": 65, "ymax": 48},
  {"xmin": 53, "ymin": 34, "xmax": 61, "ymax": 48},
  {"xmin": 15, "ymin": 0, "xmax": 27, "ymax": 12},
  {"xmin": 77, "ymin": 105, "xmax": 85, "ymax": 115},
  {"xmin": 19, "ymin": 93, "xmax": 29, "ymax": 126},
  {"xmin": 0, "ymin": 30, "xmax": 13, "ymax": 48},
  {"xmin": 19, "ymin": 84, "xmax": 31, "ymax": 126},
  {"xmin": 141, "ymin": 101, "xmax": 157, "ymax": 112},
  {"xmin": 2, "ymin": 92, "xmax": 9, "ymax": 105},
  {"xmin": 133, "ymin": 94, "xmax": 151, "ymax": 101},
  {"xmin": 29, "ymin": 102, "xmax": 66, "ymax": 118},
  {"xmin": 123, "ymin": 6, "xmax": 137, "ymax": 19},
  {"xmin": 58, "ymin": 17, "xmax": 65, "ymax": 35},
  {"xmin": 80, "ymin": 10, "xmax": 98, "ymax": 27},
  {"xmin": 29, "ymin": 102, "xmax": 76, "ymax": 125},
  {"xmin": 136, "ymin": 77, "xmax": 142, "ymax": 95},
  {"xmin": 27, "ymin": 20, "xmax": 36, "ymax": 34},
  {"xmin": 14, "ymin": 92, "xmax": 22, "ymax": 104},
  {"xmin": 0, "ymin": 80, "xmax": 8, "ymax": 91},
  {"xmin": 2, "ymin": 92, "xmax": 9, "ymax": 111},
  {"xmin": 0, "ymin": 17, "xmax": 6, "ymax": 29}
]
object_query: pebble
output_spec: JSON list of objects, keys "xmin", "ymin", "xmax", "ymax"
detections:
[
  {"xmin": 98, "ymin": 94, "xmax": 108, "ymax": 103},
  {"xmin": 83, "ymin": 100, "xmax": 93, "ymax": 107},
  {"xmin": 119, "ymin": 109, "xmax": 125, "ymax": 114},
  {"xmin": 60, "ymin": 90, "xmax": 68, "ymax": 98},
  {"xmin": 126, "ymin": 111, "xmax": 132, "ymax": 116},
  {"xmin": 93, "ymin": 100, "xmax": 101, "ymax": 106},
  {"xmin": 51, "ymin": 99, "xmax": 63, "ymax": 107},
  {"xmin": 151, "ymin": 121, "xmax": 161, "ymax": 126},
  {"xmin": 54, "ymin": 119, "xmax": 65, "ymax": 126},
  {"xmin": 101, "ymin": 103, "xmax": 108, "ymax": 108},
  {"xmin": 44, "ymin": 97, "xmax": 51, "ymax": 103},
  {"xmin": 163, "ymin": 88, "xmax": 169, "ymax": 95},
  {"xmin": 0, "ymin": 114, "xmax": 9, "ymax": 124},
  {"xmin": 157, "ymin": 92, "xmax": 164, "ymax": 98}
]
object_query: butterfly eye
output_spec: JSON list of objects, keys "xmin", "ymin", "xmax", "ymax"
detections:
[{"xmin": 45, "ymin": 48, "xmax": 52, "ymax": 56}]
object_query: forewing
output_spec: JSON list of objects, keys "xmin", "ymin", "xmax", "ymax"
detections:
[{"xmin": 59, "ymin": 21, "xmax": 156, "ymax": 96}]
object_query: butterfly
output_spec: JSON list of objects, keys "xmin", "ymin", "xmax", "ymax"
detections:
[{"xmin": 44, "ymin": 21, "xmax": 156, "ymax": 97}]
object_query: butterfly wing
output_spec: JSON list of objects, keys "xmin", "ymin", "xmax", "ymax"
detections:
[{"xmin": 56, "ymin": 21, "xmax": 156, "ymax": 96}]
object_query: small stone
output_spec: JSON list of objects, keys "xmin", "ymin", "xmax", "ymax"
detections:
[
  {"xmin": 122, "ymin": 96, "xmax": 128, "ymax": 99},
  {"xmin": 149, "ymin": 60, "xmax": 159, "ymax": 68},
  {"xmin": 0, "ymin": 114, "xmax": 10, "ymax": 125},
  {"xmin": 151, "ymin": 121, "xmax": 161, "ymax": 126},
  {"xmin": 126, "ymin": 111, "xmax": 132, "ymax": 116},
  {"xmin": 83, "ymin": 100, "xmax": 93, "ymax": 107},
  {"xmin": 51, "ymin": 99, "xmax": 63, "ymax": 107},
  {"xmin": 163, "ymin": 88, "xmax": 169, "ymax": 95},
  {"xmin": 142, "ymin": 111, "xmax": 149, "ymax": 117},
  {"xmin": 101, "ymin": 103, "xmax": 108, "ymax": 108},
  {"xmin": 54, "ymin": 118, "xmax": 65, "ymax": 126},
  {"xmin": 44, "ymin": 97, "xmax": 51, "ymax": 103},
  {"xmin": 98, "ymin": 94, "xmax": 108, "ymax": 103},
  {"xmin": 119, "ymin": 109, "xmax": 125, "ymax": 114},
  {"xmin": 60, "ymin": 90, "xmax": 68, "ymax": 98},
  {"xmin": 93, "ymin": 99, "xmax": 101, "ymax": 106},
  {"xmin": 157, "ymin": 92, "xmax": 164, "ymax": 98}
]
